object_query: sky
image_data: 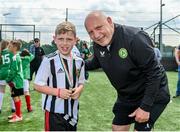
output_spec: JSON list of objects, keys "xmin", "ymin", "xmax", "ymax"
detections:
[{"xmin": 0, "ymin": 0, "xmax": 180, "ymax": 46}]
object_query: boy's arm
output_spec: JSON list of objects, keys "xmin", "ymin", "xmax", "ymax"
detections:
[
  {"xmin": 6, "ymin": 59, "xmax": 17, "ymax": 82},
  {"xmin": 34, "ymin": 57, "xmax": 72, "ymax": 99},
  {"xmin": 29, "ymin": 53, "xmax": 35, "ymax": 61},
  {"xmin": 34, "ymin": 84, "xmax": 72, "ymax": 100},
  {"xmin": 34, "ymin": 84, "xmax": 58, "ymax": 96}
]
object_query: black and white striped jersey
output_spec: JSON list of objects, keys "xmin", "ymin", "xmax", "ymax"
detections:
[{"xmin": 34, "ymin": 50, "xmax": 85, "ymax": 121}]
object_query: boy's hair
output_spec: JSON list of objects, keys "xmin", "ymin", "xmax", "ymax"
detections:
[
  {"xmin": 20, "ymin": 49, "xmax": 30, "ymax": 57},
  {"xmin": 0, "ymin": 40, "xmax": 9, "ymax": 51},
  {"xmin": 55, "ymin": 21, "xmax": 76, "ymax": 37},
  {"xmin": 10, "ymin": 40, "xmax": 22, "ymax": 51}
]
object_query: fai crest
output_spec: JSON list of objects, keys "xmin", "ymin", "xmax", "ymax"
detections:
[{"xmin": 119, "ymin": 48, "xmax": 128, "ymax": 59}]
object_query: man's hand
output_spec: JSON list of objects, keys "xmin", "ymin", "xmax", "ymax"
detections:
[
  {"xmin": 128, "ymin": 107, "xmax": 150, "ymax": 123},
  {"xmin": 177, "ymin": 61, "xmax": 180, "ymax": 66}
]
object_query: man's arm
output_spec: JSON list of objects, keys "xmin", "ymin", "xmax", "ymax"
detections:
[
  {"xmin": 131, "ymin": 31, "xmax": 162, "ymax": 112},
  {"xmin": 175, "ymin": 48, "xmax": 180, "ymax": 65},
  {"xmin": 29, "ymin": 44, "xmax": 35, "ymax": 54},
  {"xmin": 128, "ymin": 31, "xmax": 164, "ymax": 123},
  {"xmin": 85, "ymin": 54, "xmax": 101, "ymax": 70}
]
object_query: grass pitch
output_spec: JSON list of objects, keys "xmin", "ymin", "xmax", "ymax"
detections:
[{"xmin": 0, "ymin": 71, "xmax": 179, "ymax": 131}]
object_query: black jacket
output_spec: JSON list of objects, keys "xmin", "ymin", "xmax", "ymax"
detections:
[{"xmin": 86, "ymin": 24, "xmax": 170, "ymax": 112}]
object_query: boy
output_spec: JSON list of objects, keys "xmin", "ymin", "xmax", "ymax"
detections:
[
  {"xmin": 6, "ymin": 40, "xmax": 24, "ymax": 123},
  {"xmin": 0, "ymin": 40, "xmax": 15, "ymax": 114},
  {"xmin": 34, "ymin": 21, "xmax": 85, "ymax": 131},
  {"xmin": 20, "ymin": 49, "xmax": 34, "ymax": 112}
]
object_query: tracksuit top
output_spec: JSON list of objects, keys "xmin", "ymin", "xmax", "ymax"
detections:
[{"xmin": 86, "ymin": 24, "xmax": 170, "ymax": 112}]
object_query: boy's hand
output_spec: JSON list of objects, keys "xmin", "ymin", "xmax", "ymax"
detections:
[
  {"xmin": 59, "ymin": 89, "xmax": 72, "ymax": 99},
  {"xmin": 8, "ymin": 82, "xmax": 15, "ymax": 88},
  {"xmin": 70, "ymin": 86, "xmax": 83, "ymax": 100}
]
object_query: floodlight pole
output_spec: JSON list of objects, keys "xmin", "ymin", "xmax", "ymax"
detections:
[
  {"xmin": 65, "ymin": 8, "xmax": 68, "ymax": 22},
  {"xmin": 0, "ymin": 24, "xmax": 2, "ymax": 41},
  {"xmin": 159, "ymin": 0, "xmax": 165, "ymax": 53},
  {"xmin": 3, "ymin": 12, "xmax": 11, "ymax": 39}
]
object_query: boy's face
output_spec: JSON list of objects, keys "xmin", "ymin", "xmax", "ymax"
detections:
[
  {"xmin": 54, "ymin": 31, "xmax": 76, "ymax": 56},
  {"xmin": 8, "ymin": 43, "xmax": 16, "ymax": 53}
]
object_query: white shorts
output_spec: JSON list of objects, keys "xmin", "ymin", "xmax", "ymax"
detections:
[
  {"xmin": 0, "ymin": 80, "xmax": 7, "ymax": 86},
  {"xmin": 23, "ymin": 79, "xmax": 29, "ymax": 92}
]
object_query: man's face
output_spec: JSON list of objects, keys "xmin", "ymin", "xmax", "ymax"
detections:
[
  {"xmin": 54, "ymin": 31, "xmax": 76, "ymax": 56},
  {"xmin": 85, "ymin": 16, "xmax": 114, "ymax": 47},
  {"xmin": 34, "ymin": 40, "xmax": 40, "ymax": 47}
]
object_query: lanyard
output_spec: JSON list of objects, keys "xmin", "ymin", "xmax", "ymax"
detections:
[{"xmin": 59, "ymin": 53, "xmax": 74, "ymax": 88}]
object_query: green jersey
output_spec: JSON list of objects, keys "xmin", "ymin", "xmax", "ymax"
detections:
[
  {"xmin": 82, "ymin": 48, "xmax": 90, "ymax": 60},
  {"xmin": 21, "ymin": 54, "xmax": 34, "ymax": 79},
  {"xmin": 0, "ymin": 49, "xmax": 14, "ymax": 80},
  {"xmin": 6, "ymin": 52, "xmax": 24, "ymax": 89}
]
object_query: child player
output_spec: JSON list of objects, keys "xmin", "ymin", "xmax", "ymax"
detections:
[
  {"xmin": 0, "ymin": 40, "xmax": 15, "ymax": 114},
  {"xmin": 6, "ymin": 40, "xmax": 24, "ymax": 123},
  {"xmin": 34, "ymin": 21, "xmax": 85, "ymax": 131},
  {"xmin": 20, "ymin": 49, "xmax": 34, "ymax": 112}
]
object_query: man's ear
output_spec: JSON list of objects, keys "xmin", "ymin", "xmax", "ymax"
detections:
[{"xmin": 107, "ymin": 16, "xmax": 113, "ymax": 24}]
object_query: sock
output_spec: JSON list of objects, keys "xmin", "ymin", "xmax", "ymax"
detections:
[
  {"xmin": 0, "ymin": 93, "xmax": 4, "ymax": 110},
  {"xmin": 15, "ymin": 100, "xmax": 22, "ymax": 117},
  {"xmin": 25, "ymin": 95, "xmax": 32, "ymax": 110},
  {"xmin": 11, "ymin": 98, "xmax": 15, "ymax": 110}
]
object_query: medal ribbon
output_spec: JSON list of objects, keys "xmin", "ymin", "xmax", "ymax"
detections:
[{"xmin": 59, "ymin": 53, "xmax": 73, "ymax": 88}]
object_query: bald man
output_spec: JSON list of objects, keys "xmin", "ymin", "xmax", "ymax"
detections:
[{"xmin": 84, "ymin": 11, "xmax": 170, "ymax": 131}]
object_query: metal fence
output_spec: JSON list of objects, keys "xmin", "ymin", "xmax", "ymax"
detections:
[{"xmin": 0, "ymin": 8, "xmax": 179, "ymax": 51}]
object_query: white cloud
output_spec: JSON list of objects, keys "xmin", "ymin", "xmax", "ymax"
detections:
[{"xmin": 0, "ymin": 0, "xmax": 180, "ymax": 46}]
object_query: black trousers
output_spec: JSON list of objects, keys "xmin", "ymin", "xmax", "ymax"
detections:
[{"xmin": 29, "ymin": 62, "xmax": 41, "ymax": 81}]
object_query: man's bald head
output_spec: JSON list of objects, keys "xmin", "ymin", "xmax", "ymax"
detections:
[
  {"xmin": 84, "ymin": 11, "xmax": 114, "ymax": 47},
  {"xmin": 84, "ymin": 11, "xmax": 107, "ymax": 27}
]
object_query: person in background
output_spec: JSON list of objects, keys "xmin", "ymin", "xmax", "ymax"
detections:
[
  {"xmin": 6, "ymin": 40, "xmax": 24, "ymax": 123},
  {"xmin": 84, "ymin": 11, "xmax": 170, "ymax": 131},
  {"xmin": 81, "ymin": 41, "xmax": 91, "ymax": 81},
  {"xmin": 173, "ymin": 45, "xmax": 180, "ymax": 98},
  {"xmin": 20, "ymin": 49, "xmax": 34, "ymax": 112},
  {"xmin": 150, "ymin": 40, "xmax": 162, "ymax": 62},
  {"xmin": 29, "ymin": 38, "xmax": 45, "ymax": 81},
  {"xmin": 71, "ymin": 38, "xmax": 81, "ymax": 57},
  {"xmin": 0, "ymin": 40, "xmax": 15, "ymax": 114},
  {"xmin": 34, "ymin": 21, "xmax": 85, "ymax": 131}
]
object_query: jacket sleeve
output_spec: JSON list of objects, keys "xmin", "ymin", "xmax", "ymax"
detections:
[
  {"xmin": 130, "ymin": 31, "xmax": 162, "ymax": 112},
  {"xmin": 85, "ymin": 54, "xmax": 101, "ymax": 70}
]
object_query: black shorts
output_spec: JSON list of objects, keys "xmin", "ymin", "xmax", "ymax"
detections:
[
  {"xmin": 11, "ymin": 87, "xmax": 24, "ymax": 97},
  {"xmin": 112, "ymin": 99, "xmax": 168, "ymax": 131},
  {"xmin": 45, "ymin": 110, "xmax": 77, "ymax": 131}
]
